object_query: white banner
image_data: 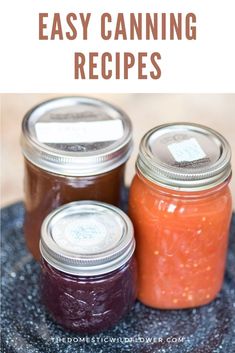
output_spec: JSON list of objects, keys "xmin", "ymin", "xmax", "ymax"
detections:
[{"xmin": 0, "ymin": 0, "xmax": 234, "ymax": 92}]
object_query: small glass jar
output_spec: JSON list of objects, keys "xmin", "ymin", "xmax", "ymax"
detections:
[
  {"xmin": 129, "ymin": 123, "xmax": 232, "ymax": 309},
  {"xmin": 40, "ymin": 201, "xmax": 137, "ymax": 333},
  {"xmin": 21, "ymin": 97, "xmax": 133, "ymax": 260}
]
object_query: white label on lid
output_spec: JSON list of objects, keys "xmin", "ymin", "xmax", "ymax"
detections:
[
  {"xmin": 35, "ymin": 120, "xmax": 124, "ymax": 143},
  {"xmin": 168, "ymin": 138, "xmax": 206, "ymax": 162},
  {"xmin": 53, "ymin": 218, "xmax": 107, "ymax": 253},
  {"xmin": 52, "ymin": 214, "xmax": 121, "ymax": 254}
]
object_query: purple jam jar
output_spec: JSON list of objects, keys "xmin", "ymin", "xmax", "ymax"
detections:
[{"xmin": 40, "ymin": 201, "xmax": 137, "ymax": 334}]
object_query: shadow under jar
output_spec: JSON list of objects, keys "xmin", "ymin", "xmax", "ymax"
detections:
[
  {"xmin": 129, "ymin": 123, "xmax": 232, "ymax": 309},
  {"xmin": 21, "ymin": 96, "xmax": 133, "ymax": 260},
  {"xmin": 40, "ymin": 201, "xmax": 137, "ymax": 334}
]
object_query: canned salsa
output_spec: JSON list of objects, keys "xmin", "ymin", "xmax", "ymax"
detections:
[{"xmin": 129, "ymin": 123, "xmax": 232, "ymax": 309}]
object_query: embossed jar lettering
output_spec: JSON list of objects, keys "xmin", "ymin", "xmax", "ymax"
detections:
[{"xmin": 40, "ymin": 201, "xmax": 137, "ymax": 333}]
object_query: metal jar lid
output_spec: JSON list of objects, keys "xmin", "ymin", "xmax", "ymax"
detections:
[
  {"xmin": 21, "ymin": 97, "xmax": 133, "ymax": 176},
  {"xmin": 40, "ymin": 201, "xmax": 135, "ymax": 276},
  {"xmin": 136, "ymin": 123, "xmax": 232, "ymax": 191}
]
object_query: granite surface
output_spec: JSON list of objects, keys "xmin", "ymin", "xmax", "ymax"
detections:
[{"xmin": 1, "ymin": 202, "xmax": 235, "ymax": 353}]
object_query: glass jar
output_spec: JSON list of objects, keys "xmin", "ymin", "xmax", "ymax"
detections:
[
  {"xmin": 129, "ymin": 123, "xmax": 232, "ymax": 309},
  {"xmin": 21, "ymin": 97, "xmax": 133, "ymax": 260},
  {"xmin": 40, "ymin": 201, "xmax": 137, "ymax": 333}
]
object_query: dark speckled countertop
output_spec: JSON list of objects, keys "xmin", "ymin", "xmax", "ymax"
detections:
[{"xmin": 1, "ymin": 202, "xmax": 235, "ymax": 353}]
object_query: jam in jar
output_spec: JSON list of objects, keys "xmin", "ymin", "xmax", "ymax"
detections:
[
  {"xmin": 40, "ymin": 201, "xmax": 137, "ymax": 333},
  {"xmin": 129, "ymin": 123, "xmax": 232, "ymax": 309},
  {"xmin": 21, "ymin": 96, "xmax": 133, "ymax": 260}
]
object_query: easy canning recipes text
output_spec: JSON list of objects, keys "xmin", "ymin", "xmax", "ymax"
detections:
[{"xmin": 38, "ymin": 12, "xmax": 197, "ymax": 80}]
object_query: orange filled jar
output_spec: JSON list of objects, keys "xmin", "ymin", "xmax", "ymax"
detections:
[{"xmin": 129, "ymin": 123, "xmax": 232, "ymax": 309}]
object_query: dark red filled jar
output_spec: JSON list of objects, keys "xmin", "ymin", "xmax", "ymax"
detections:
[{"xmin": 40, "ymin": 201, "xmax": 137, "ymax": 334}]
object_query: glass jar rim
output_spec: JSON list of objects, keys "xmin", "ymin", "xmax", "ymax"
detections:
[{"xmin": 136, "ymin": 167, "xmax": 232, "ymax": 198}]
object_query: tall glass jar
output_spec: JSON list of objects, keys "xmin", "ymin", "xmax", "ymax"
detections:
[
  {"xmin": 40, "ymin": 201, "xmax": 137, "ymax": 333},
  {"xmin": 21, "ymin": 97, "xmax": 133, "ymax": 260},
  {"xmin": 129, "ymin": 123, "xmax": 232, "ymax": 309}
]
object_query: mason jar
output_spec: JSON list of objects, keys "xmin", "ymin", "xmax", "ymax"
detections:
[
  {"xmin": 21, "ymin": 96, "xmax": 133, "ymax": 260},
  {"xmin": 40, "ymin": 201, "xmax": 137, "ymax": 333},
  {"xmin": 129, "ymin": 123, "xmax": 232, "ymax": 309}
]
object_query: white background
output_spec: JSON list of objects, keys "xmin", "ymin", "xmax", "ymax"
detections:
[{"xmin": 0, "ymin": 0, "xmax": 235, "ymax": 92}]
